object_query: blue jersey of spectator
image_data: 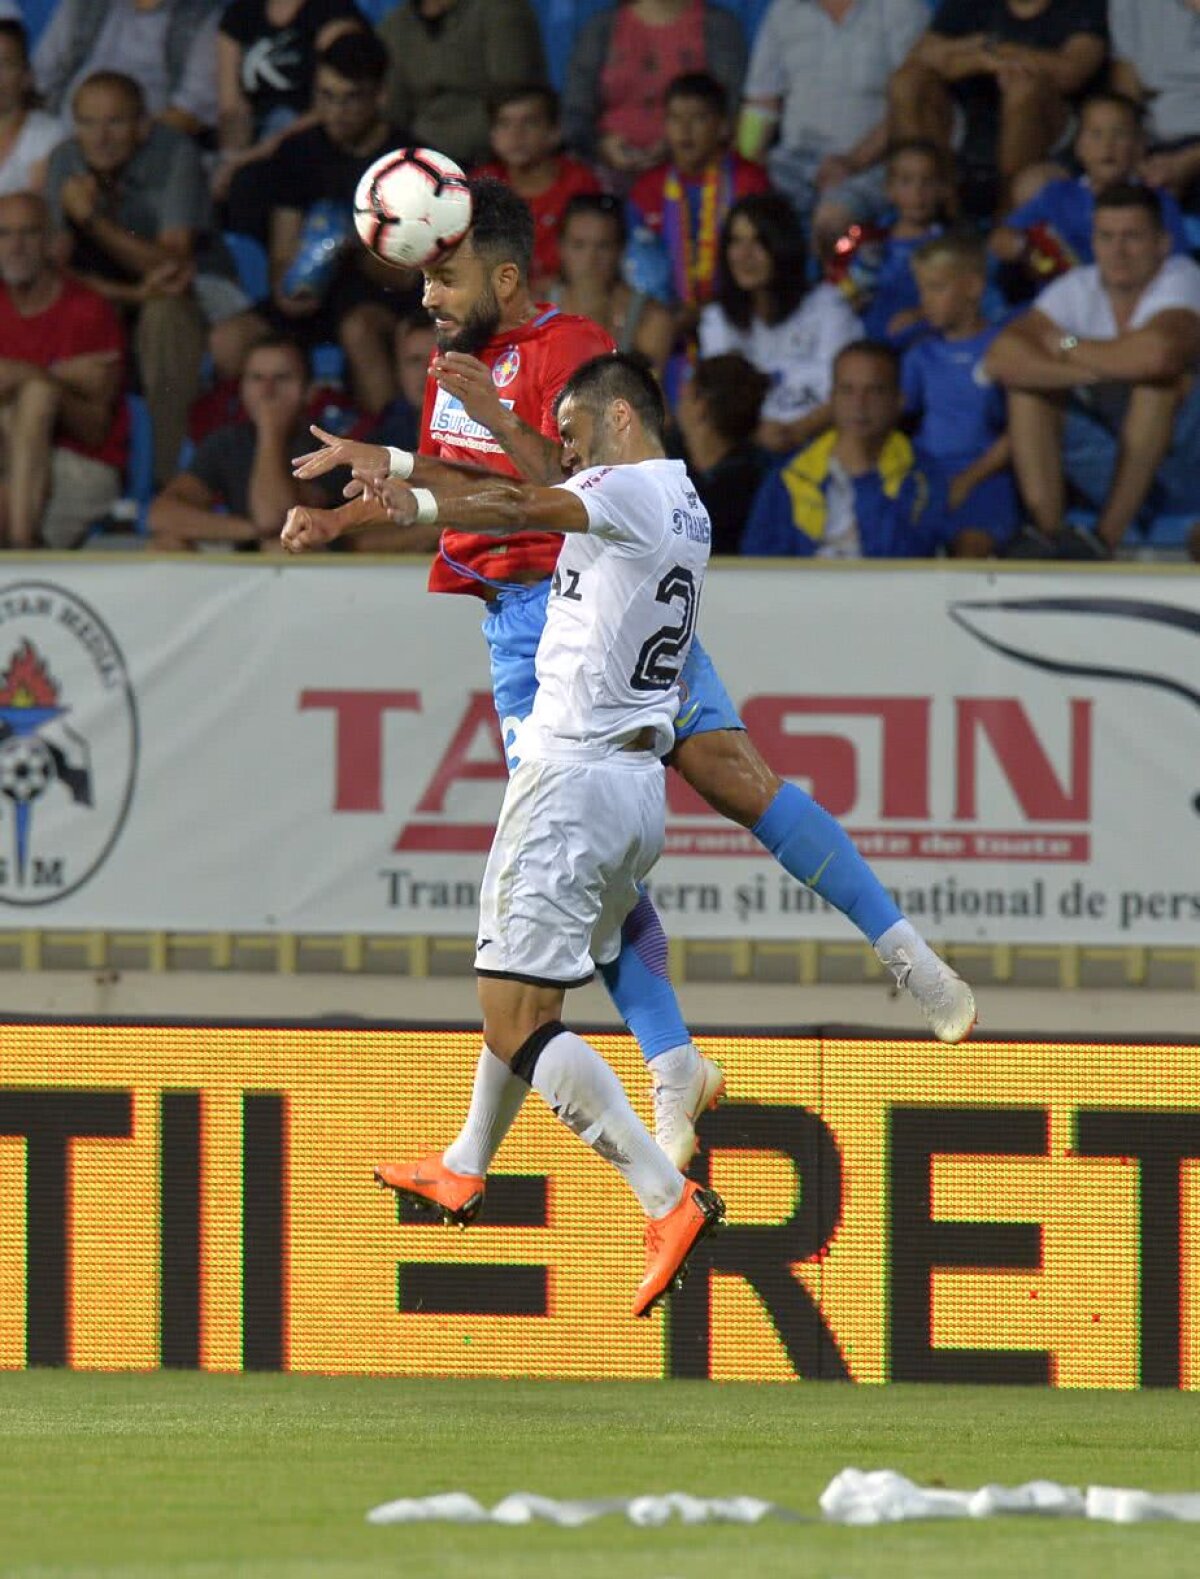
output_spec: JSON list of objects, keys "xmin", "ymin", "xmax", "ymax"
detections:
[
  {"xmin": 902, "ymin": 321, "xmax": 1020, "ymax": 550},
  {"xmin": 1006, "ymin": 176, "xmax": 1191, "ymax": 268},
  {"xmin": 741, "ymin": 428, "xmax": 947, "ymax": 558},
  {"xmin": 861, "ymin": 229, "xmax": 940, "ymax": 347}
]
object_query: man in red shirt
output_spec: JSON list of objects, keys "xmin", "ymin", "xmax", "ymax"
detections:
[
  {"xmin": 473, "ymin": 85, "xmax": 600, "ymax": 291},
  {"xmin": 0, "ymin": 191, "xmax": 126, "ymax": 547}
]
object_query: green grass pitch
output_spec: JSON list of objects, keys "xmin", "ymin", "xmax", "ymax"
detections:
[{"xmin": 1, "ymin": 1374, "xmax": 1198, "ymax": 1577}]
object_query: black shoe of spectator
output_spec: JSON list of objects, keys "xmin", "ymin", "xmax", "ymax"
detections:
[
  {"xmin": 1055, "ymin": 525, "xmax": 1112, "ymax": 561},
  {"xmin": 1004, "ymin": 524, "xmax": 1060, "ymax": 560}
]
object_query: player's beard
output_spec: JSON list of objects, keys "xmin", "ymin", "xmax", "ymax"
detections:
[{"xmin": 435, "ymin": 285, "xmax": 502, "ymax": 355}]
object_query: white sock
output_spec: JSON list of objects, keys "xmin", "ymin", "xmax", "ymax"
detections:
[
  {"xmin": 526, "ymin": 1029, "xmax": 684, "ymax": 1218},
  {"xmin": 442, "ymin": 1046, "xmax": 528, "ymax": 1176},
  {"xmin": 650, "ymin": 1042, "xmax": 700, "ymax": 1085}
]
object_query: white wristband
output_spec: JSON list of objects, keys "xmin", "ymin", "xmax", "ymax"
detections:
[
  {"xmin": 385, "ymin": 446, "xmax": 414, "ymax": 479},
  {"xmin": 410, "ymin": 487, "xmax": 438, "ymax": 525}
]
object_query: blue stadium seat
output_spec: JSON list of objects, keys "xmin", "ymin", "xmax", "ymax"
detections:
[
  {"xmin": 223, "ymin": 231, "xmax": 270, "ymax": 305},
  {"xmin": 123, "ymin": 393, "xmax": 155, "ymax": 533}
]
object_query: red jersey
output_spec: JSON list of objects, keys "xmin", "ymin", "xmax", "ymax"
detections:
[
  {"xmin": 421, "ymin": 305, "xmax": 615, "ymax": 598},
  {"xmin": 0, "ymin": 275, "xmax": 128, "ymax": 470},
  {"xmin": 473, "ymin": 157, "xmax": 601, "ymax": 284}
]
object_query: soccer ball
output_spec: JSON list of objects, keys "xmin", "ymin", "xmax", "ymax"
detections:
[{"xmin": 353, "ymin": 147, "xmax": 472, "ymax": 269}]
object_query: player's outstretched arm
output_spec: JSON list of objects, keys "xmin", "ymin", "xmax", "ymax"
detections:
[
  {"xmin": 292, "ymin": 424, "xmax": 508, "ymax": 499},
  {"xmin": 365, "ymin": 475, "xmax": 589, "ymax": 536},
  {"xmin": 280, "ymin": 492, "xmax": 389, "ymax": 552}
]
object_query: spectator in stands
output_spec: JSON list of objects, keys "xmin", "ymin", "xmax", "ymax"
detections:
[
  {"xmin": 45, "ymin": 72, "xmax": 249, "ymax": 487},
  {"xmin": 627, "ymin": 72, "xmax": 768, "ymax": 341},
  {"xmin": 985, "ymin": 183, "xmax": 1200, "ymax": 558},
  {"xmin": 889, "ymin": 0, "xmax": 1108, "ymax": 216},
  {"xmin": 990, "ymin": 92, "xmax": 1191, "ymax": 280},
  {"xmin": 741, "ymin": 338, "xmax": 948, "ymax": 557},
  {"xmin": 738, "ymin": 0, "xmax": 929, "ymax": 258},
  {"xmin": 0, "ymin": 192, "xmax": 126, "ymax": 548},
  {"xmin": 548, "ymin": 194, "xmax": 675, "ymax": 377},
  {"xmin": 369, "ymin": 311, "xmax": 436, "ymax": 452},
  {"xmin": 699, "ymin": 192, "xmax": 862, "ymax": 454},
  {"xmin": 473, "ymin": 85, "xmax": 599, "ymax": 292},
  {"xmin": 563, "ymin": 0, "xmax": 747, "ymax": 189},
  {"xmin": 214, "ymin": 0, "xmax": 366, "ymax": 204},
  {"xmin": 149, "ymin": 334, "xmax": 338, "ymax": 548},
  {"xmin": 1110, "ymin": 0, "xmax": 1200, "ymax": 213},
  {"xmin": 903, "ymin": 232, "xmax": 1020, "ymax": 556},
  {"xmin": 675, "ymin": 352, "xmax": 771, "ymax": 554},
  {"xmin": 0, "ymin": 21, "xmax": 64, "ymax": 196},
  {"xmin": 852, "ymin": 138, "xmax": 949, "ymax": 347},
  {"xmin": 379, "ymin": 0, "xmax": 545, "ymax": 174},
  {"xmin": 220, "ymin": 31, "xmax": 418, "ymax": 416},
  {"xmin": 34, "ymin": 0, "xmax": 221, "ymax": 139}
]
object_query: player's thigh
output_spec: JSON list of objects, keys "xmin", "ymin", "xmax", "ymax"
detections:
[
  {"xmin": 673, "ymin": 635, "xmax": 744, "ymax": 746},
  {"xmin": 484, "ymin": 580, "xmax": 552, "ymax": 767},
  {"xmin": 476, "ymin": 759, "xmax": 609, "ymax": 988},
  {"xmin": 592, "ymin": 760, "xmax": 668, "ymax": 968}
]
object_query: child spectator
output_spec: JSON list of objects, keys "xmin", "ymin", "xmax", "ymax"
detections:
[
  {"xmin": 675, "ymin": 353, "xmax": 771, "ymax": 554},
  {"xmin": 903, "ymin": 232, "xmax": 1020, "ymax": 557},
  {"xmin": 742, "ymin": 339, "xmax": 948, "ymax": 558},
  {"xmin": 699, "ymin": 192, "xmax": 862, "ymax": 453},
  {"xmin": 838, "ymin": 138, "xmax": 946, "ymax": 348},
  {"xmin": 990, "ymin": 92, "xmax": 1191, "ymax": 281},
  {"xmin": 473, "ymin": 85, "xmax": 599, "ymax": 292},
  {"xmin": 627, "ymin": 72, "xmax": 769, "ymax": 337},
  {"xmin": 0, "ymin": 21, "xmax": 63, "ymax": 196},
  {"xmin": 548, "ymin": 193, "xmax": 675, "ymax": 379}
]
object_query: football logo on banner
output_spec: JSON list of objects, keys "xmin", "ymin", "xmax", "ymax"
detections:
[{"xmin": 0, "ymin": 582, "xmax": 137, "ymax": 904}]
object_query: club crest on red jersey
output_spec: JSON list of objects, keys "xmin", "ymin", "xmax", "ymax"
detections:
[{"xmin": 492, "ymin": 347, "xmax": 521, "ymax": 388}]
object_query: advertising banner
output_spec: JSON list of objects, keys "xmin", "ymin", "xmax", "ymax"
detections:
[
  {"xmin": 1, "ymin": 1021, "xmax": 1197, "ymax": 1389},
  {"xmin": 0, "ymin": 563, "xmax": 1194, "ymax": 943}
]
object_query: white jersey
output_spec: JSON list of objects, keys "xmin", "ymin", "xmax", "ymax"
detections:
[{"xmin": 519, "ymin": 458, "xmax": 711, "ymax": 761}]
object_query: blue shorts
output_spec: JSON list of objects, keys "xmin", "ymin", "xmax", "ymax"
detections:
[
  {"xmin": 929, "ymin": 453, "xmax": 1021, "ymax": 549},
  {"xmin": 483, "ymin": 579, "xmax": 743, "ymax": 768}
]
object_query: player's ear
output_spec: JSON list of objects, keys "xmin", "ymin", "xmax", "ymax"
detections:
[{"xmin": 492, "ymin": 259, "xmax": 522, "ymax": 303}]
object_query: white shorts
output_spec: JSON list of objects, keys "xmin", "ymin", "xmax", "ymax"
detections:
[{"xmin": 475, "ymin": 753, "xmax": 665, "ymax": 988}]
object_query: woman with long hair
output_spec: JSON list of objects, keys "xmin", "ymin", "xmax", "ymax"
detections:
[
  {"xmin": 698, "ymin": 191, "xmax": 862, "ymax": 452},
  {"xmin": 548, "ymin": 192, "xmax": 675, "ymax": 378}
]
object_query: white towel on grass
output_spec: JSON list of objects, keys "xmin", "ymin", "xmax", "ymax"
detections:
[{"xmin": 366, "ymin": 1491, "xmax": 795, "ymax": 1526}]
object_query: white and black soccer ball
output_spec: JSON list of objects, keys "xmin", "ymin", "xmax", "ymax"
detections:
[
  {"xmin": 353, "ymin": 147, "xmax": 472, "ymax": 269},
  {"xmin": 0, "ymin": 737, "xmax": 53, "ymax": 803}
]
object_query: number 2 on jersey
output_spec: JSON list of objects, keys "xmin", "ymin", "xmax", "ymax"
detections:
[{"xmin": 630, "ymin": 566, "xmax": 698, "ymax": 691}]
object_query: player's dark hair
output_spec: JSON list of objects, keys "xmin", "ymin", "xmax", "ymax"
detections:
[
  {"xmin": 664, "ymin": 71, "xmax": 727, "ymax": 116},
  {"xmin": 560, "ymin": 191, "xmax": 627, "ymax": 247},
  {"xmin": 73, "ymin": 70, "xmax": 145, "ymax": 115},
  {"xmin": 466, "ymin": 177, "xmax": 535, "ymax": 279},
  {"xmin": 555, "ymin": 352, "xmax": 667, "ymax": 445},
  {"xmin": 316, "ymin": 27, "xmax": 386, "ymax": 88},
  {"xmin": 1079, "ymin": 90, "xmax": 1144, "ymax": 129},
  {"xmin": 715, "ymin": 192, "xmax": 808, "ymax": 330},
  {"xmin": 833, "ymin": 338, "xmax": 901, "ymax": 386},
  {"xmin": 1094, "ymin": 180, "xmax": 1164, "ymax": 229},
  {"xmin": 690, "ymin": 354, "xmax": 770, "ymax": 445},
  {"xmin": 489, "ymin": 83, "xmax": 560, "ymax": 124}
]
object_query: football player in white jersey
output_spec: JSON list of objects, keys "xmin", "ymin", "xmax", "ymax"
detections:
[{"xmin": 285, "ymin": 353, "xmax": 725, "ymax": 1316}]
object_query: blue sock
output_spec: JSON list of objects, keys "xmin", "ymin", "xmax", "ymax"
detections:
[
  {"xmin": 752, "ymin": 782, "xmax": 902, "ymax": 945},
  {"xmin": 599, "ymin": 887, "xmax": 690, "ymax": 1063}
]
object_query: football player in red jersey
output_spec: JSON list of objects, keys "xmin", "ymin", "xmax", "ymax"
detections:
[{"xmin": 288, "ymin": 180, "xmax": 976, "ymax": 1192}]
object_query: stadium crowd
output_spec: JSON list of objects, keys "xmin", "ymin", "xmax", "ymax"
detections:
[{"xmin": 1, "ymin": 0, "xmax": 1199, "ymax": 562}]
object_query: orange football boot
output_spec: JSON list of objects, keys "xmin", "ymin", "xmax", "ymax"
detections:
[
  {"xmin": 632, "ymin": 1179, "xmax": 725, "ymax": 1317},
  {"xmin": 374, "ymin": 1153, "xmax": 485, "ymax": 1226}
]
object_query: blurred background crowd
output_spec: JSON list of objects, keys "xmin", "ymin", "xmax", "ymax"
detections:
[{"xmin": 1, "ymin": 0, "xmax": 1199, "ymax": 564}]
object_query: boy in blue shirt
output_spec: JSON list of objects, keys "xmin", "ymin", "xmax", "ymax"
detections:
[
  {"xmin": 903, "ymin": 232, "xmax": 1019, "ymax": 557},
  {"xmin": 991, "ymin": 92, "xmax": 1190, "ymax": 283},
  {"xmin": 742, "ymin": 339, "xmax": 948, "ymax": 558}
]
